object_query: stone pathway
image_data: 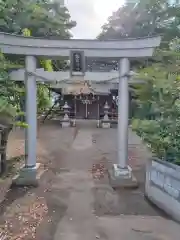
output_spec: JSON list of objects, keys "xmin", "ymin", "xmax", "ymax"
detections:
[
  {"xmin": 72, "ymin": 129, "xmax": 92, "ymax": 150},
  {"xmin": 0, "ymin": 121, "xmax": 179, "ymax": 240},
  {"xmin": 54, "ymin": 170, "xmax": 96, "ymax": 240},
  {"xmin": 49, "ymin": 123, "xmax": 179, "ymax": 240}
]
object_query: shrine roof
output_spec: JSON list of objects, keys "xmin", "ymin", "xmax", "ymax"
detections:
[{"xmin": 53, "ymin": 82, "xmax": 111, "ymax": 95}]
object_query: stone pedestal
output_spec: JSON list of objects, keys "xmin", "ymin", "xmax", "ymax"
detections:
[
  {"xmin": 102, "ymin": 122, "xmax": 111, "ymax": 129},
  {"xmin": 61, "ymin": 114, "xmax": 71, "ymax": 128},
  {"xmin": 62, "ymin": 121, "xmax": 70, "ymax": 128},
  {"xmin": 12, "ymin": 163, "xmax": 41, "ymax": 187},
  {"xmin": 102, "ymin": 115, "xmax": 111, "ymax": 128},
  {"xmin": 109, "ymin": 164, "xmax": 138, "ymax": 188}
]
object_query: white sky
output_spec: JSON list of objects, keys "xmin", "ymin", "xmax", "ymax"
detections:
[{"xmin": 65, "ymin": 0, "xmax": 125, "ymax": 39}]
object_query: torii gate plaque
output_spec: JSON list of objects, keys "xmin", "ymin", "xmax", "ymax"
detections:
[
  {"xmin": 70, "ymin": 50, "xmax": 85, "ymax": 76},
  {"xmin": 0, "ymin": 32, "xmax": 161, "ymax": 186}
]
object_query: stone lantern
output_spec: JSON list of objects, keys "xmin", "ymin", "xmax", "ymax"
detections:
[
  {"xmin": 102, "ymin": 101, "xmax": 111, "ymax": 128},
  {"xmin": 61, "ymin": 101, "xmax": 71, "ymax": 128}
]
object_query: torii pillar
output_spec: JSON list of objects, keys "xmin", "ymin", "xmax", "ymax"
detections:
[
  {"xmin": 118, "ymin": 58, "xmax": 130, "ymax": 169},
  {"xmin": 109, "ymin": 58, "xmax": 138, "ymax": 187},
  {"xmin": 14, "ymin": 56, "xmax": 39, "ymax": 186}
]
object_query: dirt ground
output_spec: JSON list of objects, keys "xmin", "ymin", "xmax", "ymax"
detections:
[{"xmin": 0, "ymin": 120, "xmax": 179, "ymax": 240}]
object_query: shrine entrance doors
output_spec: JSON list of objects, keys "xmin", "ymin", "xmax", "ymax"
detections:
[
  {"xmin": 76, "ymin": 95, "xmax": 98, "ymax": 119},
  {"xmin": 64, "ymin": 94, "xmax": 116, "ymax": 120},
  {"xmin": 75, "ymin": 95, "xmax": 113, "ymax": 120}
]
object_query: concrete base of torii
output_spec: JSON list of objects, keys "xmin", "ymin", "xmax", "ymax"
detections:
[
  {"xmin": 12, "ymin": 163, "xmax": 41, "ymax": 187},
  {"xmin": 108, "ymin": 164, "xmax": 138, "ymax": 189}
]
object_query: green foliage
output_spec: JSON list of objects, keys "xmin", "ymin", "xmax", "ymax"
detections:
[
  {"xmin": 37, "ymin": 83, "xmax": 51, "ymax": 113},
  {"xmin": 132, "ymin": 41, "xmax": 180, "ymax": 165},
  {"xmin": 41, "ymin": 60, "xmax": 53, "ymax": 72},
  {"xmin": 15, "ymin": 121, "xmax": 28, "ymax": 128},
  {"xmin": 0, "ymin": 0, "xmax": 75, "ymax": 37},
  {"xmin": 98, "ymin": 0, "xmax": 180, "ymax": 48},
  {"xmin": 0, "ymin": 52, "xmax": 25, "ymax": 124}
]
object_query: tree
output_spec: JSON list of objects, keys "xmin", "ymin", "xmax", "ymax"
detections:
[
  {"xmin": 0, "ymin": 0, "xmax": 75, "ymax": 38},
  {"xmin": 131, "ymin": 38, "xmax": 180, "ymax": 165},
  {"xmin": 97, "ymin": 1, "xmax": 180, "ymax": 165},
  {"xmin": 98, "ymin": 0, "xmax": 180, "ymax": 48},
  {"xmin": 0, "ymin": 52, "xmax": 26, "ymax": 125}
]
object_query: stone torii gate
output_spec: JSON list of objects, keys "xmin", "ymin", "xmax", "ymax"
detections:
[{"xmin": 0, "ymin": 32, "xmax": 161, "ymax": 186}]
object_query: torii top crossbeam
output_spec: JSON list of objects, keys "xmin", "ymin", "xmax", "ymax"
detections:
[{"xmin": 0, "ymin": 32, "xmax": 161, "ymax": 58}]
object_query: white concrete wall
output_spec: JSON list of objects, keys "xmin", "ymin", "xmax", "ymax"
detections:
[{"xmin": 145, "ymin": 158, "xmax": 180, "ymax": 222}]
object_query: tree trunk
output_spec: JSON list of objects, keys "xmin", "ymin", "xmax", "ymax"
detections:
[{"xmin": 0, "ymin": 123, "xmax": 13, "ymax": 174}]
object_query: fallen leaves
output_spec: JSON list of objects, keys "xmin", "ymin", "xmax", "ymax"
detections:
[
  {"xmin": 91, "ymin": 164, "xmax": 107, "ymax": 180},
  {"xmin": 0, "ymin": 196, "xmax": 48, "ymax": 240},
  {"xmin": 128, "ymin": 148, "xmax": 139, "ymax": 167}
]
